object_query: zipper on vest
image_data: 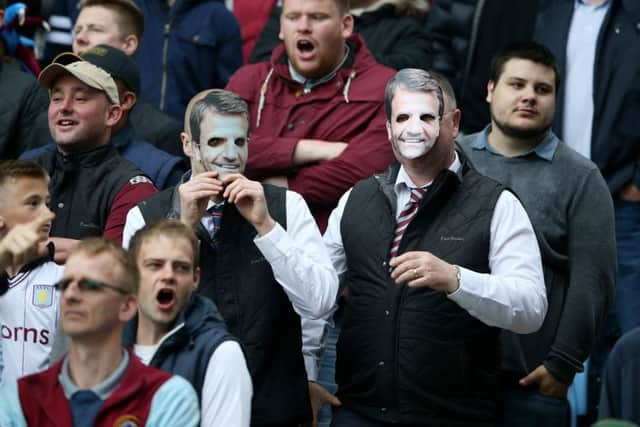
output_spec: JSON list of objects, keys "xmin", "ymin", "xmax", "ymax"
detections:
[{"xmin": 160, "ymin": 22, "xmax": 172, "ymax": 111}]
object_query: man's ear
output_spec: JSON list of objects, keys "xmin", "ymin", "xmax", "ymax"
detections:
[
  {"xmin": 385, "ymin": 121, "xmax": 392, "ymax": 141},
  {"xmin": 181, "ymin": 132, "xmax": 193, "ymax": 158},
  {"xmin": 120, "ymin": 91, "xmax": 137, "ymax": 111},
  {"xmin": 451, "ymin": 109, "xmax": 462, "ymax": 139},
  {"xmin": 341, "ymin": 14, "xmax": 354, "ymax": 39},
  {"xmin": 486, "ymin": 80, "xmax": 495, "ymax": 104},
  {"xmin": 121, "ymin": 35, "xmax": 139, "ymax": 56},
  {"xmin": 105, "ymin": 103, "xmax": 123, "ymax": 127},
  {"xmin": 192, "ymin": 267, "xmax": 200, "ymax": 291},
  {"xmin": 120, "ymin": 294, "xmax": 138, "ymax": 323}
]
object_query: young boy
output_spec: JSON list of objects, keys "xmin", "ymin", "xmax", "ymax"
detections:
[{"xmin": 0, "ymin": 160, "xmax": 62, "ymax": 385}]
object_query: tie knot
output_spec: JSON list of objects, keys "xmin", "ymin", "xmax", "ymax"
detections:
[{"xmin": 409, "ymin": 187, "xmax": 426, "ymax": 203}]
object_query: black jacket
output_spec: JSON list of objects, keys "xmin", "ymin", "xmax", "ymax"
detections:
[
  {"xmin": 0, "ymin": 57, "xmax": 50, "ymax": 159},
  {"xmin": 425, "ymin": 0, "xmax": 544, "ymax": 133},
  {"xmin": 249, "ymin": 0, "xmax": 431, "ymax": 70},
  {"xmin": 337, "ymin": 158, "xmax": 504, "ymax": 426},
  {"xmin": 535, "ymin": 0, "xmax": 640, "ymax": 194},
  {"xmin": 122, "ymin": 294, "xmax": 236, "ymax": 400}
]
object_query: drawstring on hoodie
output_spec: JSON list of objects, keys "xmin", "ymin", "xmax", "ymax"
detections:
[
  {"xmin": 256, "ymin": 68, "xmax": 274, "ymax": 128},
  {"xmin": 343, "ymin": 70, "xmax": 356, "ymax": 104},
  {"xmin": 256, "ymin": 67, "xmax": 357, "ymax": 127}
]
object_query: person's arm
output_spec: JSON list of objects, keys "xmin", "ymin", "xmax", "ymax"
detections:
[
  {"xmin": 122, "ymin": 206, "xmax": 147, "ymax": 249},
  {"xmin": 0, "ymin": 381, "xmax": 28, "ymax": 427},
  {"xmin": 200, "ymin": 341, "xmax": 252, "ymax": 427},
  {"xmin": 286, "ymin": 104, "xmax": 394, "ymax": 208},
  {"xmin": 103, "ymin": 179, "xmax": 157, "ymax": 244},
  {"xmin": 446, "ymin": 191, "xmax": 548, "ymax": 333},
  {"xmin": 146, "ymin": 376, "xmax": 200, "ymax": 427},
  {"xmin": 543, "ymin": 169, "xmax": 616, "ymax": 384},
  {"xmin": 247, "ymin": 188, "xmax": 339, "ymax": 319}
]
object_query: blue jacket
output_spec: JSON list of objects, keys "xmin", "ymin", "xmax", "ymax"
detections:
[
  {"xmin": 20, "ymin": 125, "xmax": 185, "ymax": 190},
  {"xmin": 535, "ymin": 0, "xmax": 640, "ymax": 194},
  {"xmin": 133, "ymin": 0, "xmax": 243, "ymax": 120},
  {"xmin": 122, "ymin": 294, "xmax": 237, "ymax": 401}
]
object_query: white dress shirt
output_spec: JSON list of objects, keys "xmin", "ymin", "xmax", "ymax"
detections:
[{"xmin": 323, "ymin": 154, "xmax": 548, "ymax": 334}]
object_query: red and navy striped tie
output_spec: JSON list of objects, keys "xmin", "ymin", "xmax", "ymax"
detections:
[
  {"xmin": 207, "ymin": 205, "xmax": 224, "ymax": 238},
  {"xmin": 389, "ymin": 187, "xmax": 427, "ymax": 258}
]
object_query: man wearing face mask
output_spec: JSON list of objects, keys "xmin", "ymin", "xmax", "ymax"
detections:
[
  {"xmin": 322, "ymin": 68, "xmax": 547, "ymax": 426},
  {"xmin": 122, "ymin": 89, "xmax": 338, "ymax": 426}
]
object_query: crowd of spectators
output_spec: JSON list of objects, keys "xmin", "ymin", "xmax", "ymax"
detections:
[{"xmin": 0, "ymin": 0, "xmax": 638, "ymax": 426}]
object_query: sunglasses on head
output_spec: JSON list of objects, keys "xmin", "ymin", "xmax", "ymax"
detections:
[{"xmin": 54, "ymin": 278, "xmax": 127, "ymax": 295}]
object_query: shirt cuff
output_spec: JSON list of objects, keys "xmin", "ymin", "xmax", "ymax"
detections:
[
  {"xmin": 304, "ymin": 354, "xmax": 319, "ymax": 381},
  {"xmin": 446, "ymin": 267, "xmax": 480, "ymax": 307},
  {"xmin": 253, "ymin": 222, "xmax": 290, "ymax": 261}
]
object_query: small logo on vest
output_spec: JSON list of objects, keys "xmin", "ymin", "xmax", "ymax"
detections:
[
  {"xmin": 129, "ymin": 176, "xmax": 152, "ymax": 185},
  {"xmin": 32, "ymin": 285, "xmax": 54, "ymax": 308},
  {"xmin": 113, "ymin": 415, "xmax": 141, "ymax": 427},
  {"xmin": 440, "ymin": 236, "xmax": 464, "ymax": 242}
]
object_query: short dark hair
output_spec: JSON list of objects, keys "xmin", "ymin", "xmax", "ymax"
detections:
[
  {"xmin": 71, "ymin": 237, "xmax": 139, "ymax": 294},
  {"xmin": 79, "ymin": 0, "xmax": 144, "ymax": 42},
  {"xmin": 128, "ymin": 220, "xmax": 200, "ymax": 271},
  {"xmin": 0, "ymin": 160, "xmax": 48, "ymax": 204},
  {"xmin": 283, "ymin": 0, "xmax": 350, "ymax": 14},
  {"xmin": 489, "ymin": 41, "xmax": 561, "ymax": 89},
  {"xmin": 384, "ymin": 68, "xmax": 444, "ymax": 122},
  {"xmin": 189, "ymin": 89, "xmax": 249, "ymax": 144}
]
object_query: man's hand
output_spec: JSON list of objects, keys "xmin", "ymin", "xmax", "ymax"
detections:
[
  {"xmin": 519, "ymin": 365, "xmax": 569, "ymax": 399},
  {"xmin": 389, "ymin": 251, "xmax": 459, "ymax": 293},
  {"xmin": 178, "ymin": 171, "xmax": 224, "ymax": 228},
  {"xmin": 620, "ymin": 182, "xmax": 640, "ymax": 202},
  {"xmin": 222, "ymin": 174, "xmax": 275, "ymax": 236},
  {"xmin": 307, "ymin": 381, "xmax": 341, "ymax": 427},
  {"xmin": 293, "ymin": 140, "xmax": 348, "ymax": 166},
  {"xmin": 0, "ymin": 211, "xmax": 54, "ymax": 271}
]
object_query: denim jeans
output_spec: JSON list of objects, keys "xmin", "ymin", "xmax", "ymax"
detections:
[
  {"xmin": 497, "ymin": 386, "xmax": 570, "ymax": 427},
  {"xmin": 613, "ymin": 199, "xmax": 640, "ymax": 333},
  {"xmin": 317, "ymin": 312, "xmax": 342, "ymax": 427}
]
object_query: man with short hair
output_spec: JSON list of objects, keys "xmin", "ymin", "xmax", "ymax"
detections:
[
  {"xmin": 123, "ymin": 89, "xmax": 339, "ymax": 426},
  {"xmin": 23, "ymin": 45, "xmax": 186, "ymax": 189},
  {"xmin": 69, "ymin": 0, "xmax": 184, "ymax": 157},
  {"xmin": 226, "ymin": 0, "xmax": 396, "ymax": 232},
  {"xmin": 30, "ymin": 52, "xmax": 157, "ymax": 253},
  {"xmin": 0, "ymin": 238, "xmax": 200, "ymax": 426},
  {"xmin": 458, "ymin": 41, "xmax": 616, "ymax": 426},
  {"xmin": 123, "ymin": 219, "xmax": 252, "ymax": 426},
  {"xmin": 323, "ymin": 68, "xmax": 547, "ymax": 426},
  {"xmin": 0, "ymin": 160, "xmax": 62, "ymax": 385}
]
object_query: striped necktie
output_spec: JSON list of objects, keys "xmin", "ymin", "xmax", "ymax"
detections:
[
  {"xmin": 389, "ymin": 187, "xmax": 427, "ymax": 258},
  {"xmin": 207, "ymin": 205, "xmax": 224, "ymax": 238}
]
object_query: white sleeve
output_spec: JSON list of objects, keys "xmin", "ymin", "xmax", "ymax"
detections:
[
  {"xmin": 301, "ymin": 315, "xmax": 333, "ymax": 381},
  {"xmin": 447, "ymin": 190, "xmax": 548, "ymax": 333},
  {"xmin": 0, "ymin": 380, "xmax": 27, "ymax": 427},
  {"xmin": 200, "ymin": 341, "xmax": 252, "ymax": 427},
  {"xmin": 253, "ymin": 190, "xmax": 339, "ymax": 319},
  {"xmin": 322, "ymin": 189, "xmax": 351, "ymax": 279},
  {"xmin": 122, "ymin": 206, "xmax": 147, "ymax": 249}
]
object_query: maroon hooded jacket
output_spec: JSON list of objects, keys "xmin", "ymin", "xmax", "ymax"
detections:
[{"xmin": 227, "ymin": 34, "xmax": 396, "ymax": 232}]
